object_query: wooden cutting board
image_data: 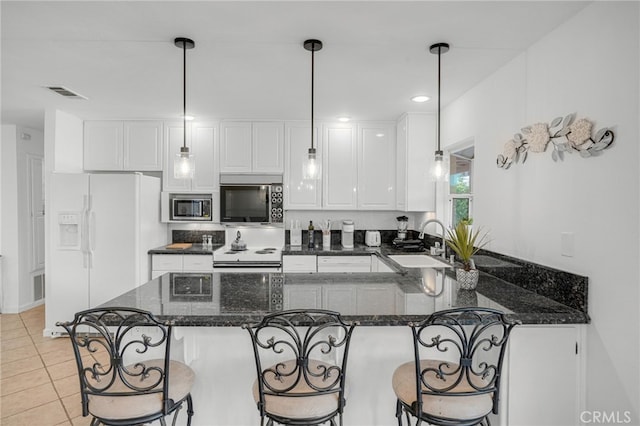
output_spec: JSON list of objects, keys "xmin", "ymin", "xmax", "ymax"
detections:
[{"xmin": 165, "ymin": 243, "xmax": 192, "ymax": 250}]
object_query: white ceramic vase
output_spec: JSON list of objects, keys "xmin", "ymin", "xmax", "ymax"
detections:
[{"xmin": 456, "ymin": 268, "xmax": 480, "ymax": 290}]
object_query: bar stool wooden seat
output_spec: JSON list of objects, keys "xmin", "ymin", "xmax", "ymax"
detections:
[
  {"xmin": 392, "ymin": 308, "xmax": 518, "ymax": 426},
  {"xmin": 243, "ymin": 309, "xmax": 357, "ymax": 426},
  {"xmin": 57, "ymin": 307, "xmax": 195, "ymax": 426}
]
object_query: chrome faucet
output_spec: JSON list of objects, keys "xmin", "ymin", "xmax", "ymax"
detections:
[{"xmin": 418, "ymin": 219, "xmax": 447, "ymax": 257}]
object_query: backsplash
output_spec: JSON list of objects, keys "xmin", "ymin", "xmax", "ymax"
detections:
[
  {"xmin": 173, "ymin": 230, "xmax": 225, "ymax": 244},
  {"xmin": 472, "ymin": 249, "xmax": 588, "ymax": 315}
]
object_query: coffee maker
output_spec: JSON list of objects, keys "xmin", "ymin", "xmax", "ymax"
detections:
[{"xmin": 341, "ymin": 220, "xmax": 354, "ymax": 248}]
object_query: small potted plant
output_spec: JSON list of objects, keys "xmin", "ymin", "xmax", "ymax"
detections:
[{"xmin": 445, "ymin": 219, "xmax": 489, "ymax": 290}]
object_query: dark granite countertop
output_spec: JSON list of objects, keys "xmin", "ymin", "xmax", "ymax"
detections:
[
  {"xmin": 102, "ymin": 264, "xmax": 588, "ymax": 326},
  {"xmin": 142, "ymin": 241, "xmax": 589, "ymax": 326},
  {"xmin": 148, "ymin": 243, "xmax": 223, "ymax": 255}
]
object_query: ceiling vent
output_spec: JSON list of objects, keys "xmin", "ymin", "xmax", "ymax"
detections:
[{"xmin": 45, "ymin": 86, "xmax": 88, "ymax": 100}]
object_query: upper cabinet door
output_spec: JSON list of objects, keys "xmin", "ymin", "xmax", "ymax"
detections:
[
  {"xmin": 284, "ymin": 122, "xmax": 321, "ymax": 209},
  {"xmin": 220, "ymin": 121, "xmax": 252, "ymax": 173},
  {"xmin": 162, "ymin": 122, "xmax": 191, "ymax": 191},
  {"xmin": 396, "ymin": 113, "xmax": 436, "ymax": 212},
  {"xmin": 83, "ymin": 121, "xmax": 124, "ymax": 170},
  {"xmin": 191, "ymin": 122, "xmax": 218, "ymax": 191},
  {"xmin": 162, "ymin": 121, "xmax": 218, "ymax": 192},
  {"xmin": 357, "ymin": 123, "xmax": 396, "ymax": 210},
  {"xmin": 323, "ymin": 123, "xmax": 357, "ymax": 210},
  {"xmin": 252, "ymin": 122, "xmax": 284, "ymax": 173},
  {"xmin": 123, "ymin": 121, "xmax": 163, "ymax": 171},
  {"xmin": 84, "ymin": 120, "xmax": 163, "ymax": 171}
]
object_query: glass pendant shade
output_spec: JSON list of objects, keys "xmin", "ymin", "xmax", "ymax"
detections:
[
  {"xmin": 302, "ymin": 147, "xmax": 320, "ymax": 180},
  {"xmin": 432, "ymin": 150, "xmax": 444, "ymax": 180},
  {"xmin": 174, "ymin": 146, "xmax": 195, "ymax": 179}
]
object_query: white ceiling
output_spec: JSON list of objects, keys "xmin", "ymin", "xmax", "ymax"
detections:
[{"xmin": 1, "ymin": 1, "xmax": 589, "ymax": 130}]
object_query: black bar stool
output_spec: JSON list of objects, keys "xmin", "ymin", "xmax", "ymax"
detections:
[
  {"xmin": 57, "ymin": 307, "xmax": 195, "ymax": 426},
  {"xmin": 392, "ymin": 308, "xmax": 519, "ymax": 426},
  {"xmin": 243, "ymin": 309, "xmax": 358, "ymax": 426}
]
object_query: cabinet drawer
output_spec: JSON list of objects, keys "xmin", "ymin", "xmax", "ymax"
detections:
[
  {"xmin": 317, "ymin": 256, "xmax": 371, "ymax": 273},
  {"xmin": 152, "ymin": 254, "xmax": 183, "ymax": 271},
  {"xmin": 183, "ymin": 255, "xmax": 213, "ymax": 271},
  {"xmin": 283, "ymin": 255, "xmax": 317, "ymax": 273}
]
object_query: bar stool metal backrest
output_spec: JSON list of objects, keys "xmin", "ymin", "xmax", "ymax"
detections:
[
  {"xmin": 393, "ymin": 308, "xmax": 519, "ymax": 426},
  {"xmin": 243, "ymin": 309, "xmax": 358, "ymax": 426},
  {"xmin": 57, "ymin": 307, "xmax": 195, "ymax": 426}
]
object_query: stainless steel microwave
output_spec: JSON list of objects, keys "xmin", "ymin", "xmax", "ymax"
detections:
[
  {"xmin": 170, "ymin": 194, "xmax": 212, "ymax": 221},
  {"xmin": 219, "ymin": 183, "xmax": 283, "ymax": 223}
]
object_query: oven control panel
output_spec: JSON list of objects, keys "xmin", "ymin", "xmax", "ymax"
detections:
[
  {"xmin": 270, "ymin": 185, "xmax": 283, "ymax": 223},
  {"xmin": 269, "ymin": 274, "xmax": 284, "ymax": 311}
]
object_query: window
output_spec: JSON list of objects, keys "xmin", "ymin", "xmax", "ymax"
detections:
[{"xmin": 448, "ymin": 146, "xmax": 473, "ymax": 227}]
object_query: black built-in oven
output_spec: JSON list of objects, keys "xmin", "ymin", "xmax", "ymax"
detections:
[{"xmin": 220, "ymin": 184, "xmax": 283, "ymax": 223}]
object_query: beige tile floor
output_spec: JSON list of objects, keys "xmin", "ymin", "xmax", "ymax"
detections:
[{"xmin": 1, "ymin": 305, "xmax": 92, "ymax": 426}]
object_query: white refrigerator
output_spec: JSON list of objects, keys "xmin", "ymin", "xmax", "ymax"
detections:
[{"xmin": 45, "ymin": 173, "xmax": 167, "ymax": 335}]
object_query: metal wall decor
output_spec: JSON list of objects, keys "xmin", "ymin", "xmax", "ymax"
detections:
[{"xmin": 497, "ymin": 113, "xmax": 615, "ymax": 169}]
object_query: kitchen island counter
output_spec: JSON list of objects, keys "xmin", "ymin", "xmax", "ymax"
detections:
[
  {"xmin": 102, "ymin": 266, "xmax": 588, "ymax": 325},
  {"xmin": 100, "ymin": 268, "xmax": 587, "ymax": 426}
]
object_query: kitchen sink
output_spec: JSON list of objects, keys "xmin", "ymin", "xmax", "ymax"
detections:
[{"xmin": 388, "ymin": 254, "xmax": 452, "ymax": 269}]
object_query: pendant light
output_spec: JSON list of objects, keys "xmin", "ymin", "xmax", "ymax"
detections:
[
  {"xmin": 302, "ymin": 39, "xmax": 322, "ymax": 180},
  {"xmin": 174, "ymin": 37, "xmax": 195, "ymax": 179},
  {"xmin": 430, "ymin": 42, "xmax": 449, "ymax": 181}
]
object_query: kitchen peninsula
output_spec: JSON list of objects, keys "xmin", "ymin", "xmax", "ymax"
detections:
[{"xmin": 104, "ymin": 248, "xmax": 588, "ymax": 426}]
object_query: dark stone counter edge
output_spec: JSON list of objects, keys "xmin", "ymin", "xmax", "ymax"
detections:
[
  {"xmin": 153, "ymin": 312, "xmax": 588, "ymax": 327},
  {"xmin": 148, "ymin": 243, "xmax": 223, "ymax": 255}
]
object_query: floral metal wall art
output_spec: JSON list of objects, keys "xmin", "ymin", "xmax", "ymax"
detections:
[{"xmin": 497, "ymin": 113, "xmax": 614, "ymax": 169}]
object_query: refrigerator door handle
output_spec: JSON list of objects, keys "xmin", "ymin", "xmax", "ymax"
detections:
[
  {"xmin": 89, "ymin": 210, "xmax": 97, "ymax": 251},
  {"xmin": 87, "ymin": 195, "xmax": 96, "ymax": 269},
  {"xmin": 81, "ymin": 196, "xmax": 90, "ymax": 268}
]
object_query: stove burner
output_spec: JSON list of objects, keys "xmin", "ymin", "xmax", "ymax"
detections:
[
  {"xmin": 224, "ymin": 251, "xmax": 240, "ymax": 255},
  {"xmin": 263, "ymin": 247, "xmax": 277, "ymax": 251},
  {"xmin": 255, "ymin": 250, "xmax": 275, "ymax": 254}
]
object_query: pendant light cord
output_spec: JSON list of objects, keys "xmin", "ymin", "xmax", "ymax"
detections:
[
  {"xmin": 310, "ymin": 41, "xmax": 315, "ymax": 151},
  {"xmin": 436, "ymin": 45, "xmax": 441, "ymax": 153},
  {"xmin": 182, "ymin": 41, "xmax": 187, "ymax": 150}
]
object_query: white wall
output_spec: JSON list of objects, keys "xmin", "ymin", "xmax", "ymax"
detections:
[
  {"xmin": 44, "ymin": 109, "xmax": 83, "ymax": 174},
  {"xmin": 1, "ymin": 125, "xmax": 45, "ymax": 312},
  {"xmin": 440, "ymin": 2, "xmax": 639, "ymax": 421}
]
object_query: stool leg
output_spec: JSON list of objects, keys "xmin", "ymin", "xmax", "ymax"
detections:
[
  {"xmin": 395, "ymin": 399, "xmax": 403, "ymax": 426},
  {"xmin": 186, "ymin": 395, "xmax": 194, "ymax": 426}
]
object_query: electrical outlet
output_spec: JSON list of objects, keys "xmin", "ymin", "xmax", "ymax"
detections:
[{"xmin": 561, "ymin": 232, "xmax": 574, "ymax": 257}]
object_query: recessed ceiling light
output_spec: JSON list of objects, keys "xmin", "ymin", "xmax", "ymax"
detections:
[
  {"xmin": 411, "ymin": 95, "xmax": 430, "ymax": 103},
  {"xmin": 183, "ymin": 115, "xmax": 195, "ymax": 121},
  {"xmin": 376, "ymin": 133, "xmax": 385, "ymax": 138},
  {"xmin": 338, "ymin": 116, "xmax": 351, "ymax": 122}
]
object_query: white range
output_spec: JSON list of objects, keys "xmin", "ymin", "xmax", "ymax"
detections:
[{"xmin": 213, "ymin": 226, "xmax": 284, "ymax": 272}]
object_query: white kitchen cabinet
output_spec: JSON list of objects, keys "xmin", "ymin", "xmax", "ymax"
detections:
[
  {"xmin": 356, "ymin": 285, "xmax": 396, "ymax": 314},
  {"xmin": 183, "ymin": 255, "xmax": 213, "ymax": 272},
  {"xmin": 220, "ymin": 121, "xmax": 284, "ymax": 173},
  {"xmin": 396, "ymin": 113, "xmax": 436, "ymax": 211},
  {"xmin": 323, "ymin": 285, "xmax": 356, "ymax": 313},
  {"xmin": 284, "ymin": 122, "xmax": 322, "ymax": 209},
  {"xmin": 323, "ymin": 123, "xmax": 357, "ymax": 209},
  {"xmin": 84, "ymin": 120, "xmax": 163, "ymax": 171},
  {"xmin": 357, "ymin": 123, "xmax": 396, "ymax": 210},
  {"xmin": 502, "ymin": 325, "xmax": 583, "ymax": 426},
  {"xmin": 283, "ymin": 285, "xmax": 322, "ymax": 309},
  {"xmin": 317, "ymin": 256, "xmax": 371, "ymax": 273},
  {"xmin": 282, "ymin": 255, "xmax": 317, "ymax": 273},
  {"xmin": 151, "ymin": 254, "xmax": 212, "ymax": 279},
  {"xmin": 163, "ymin": 121, "xmax": 219, "ymax": 192}
]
